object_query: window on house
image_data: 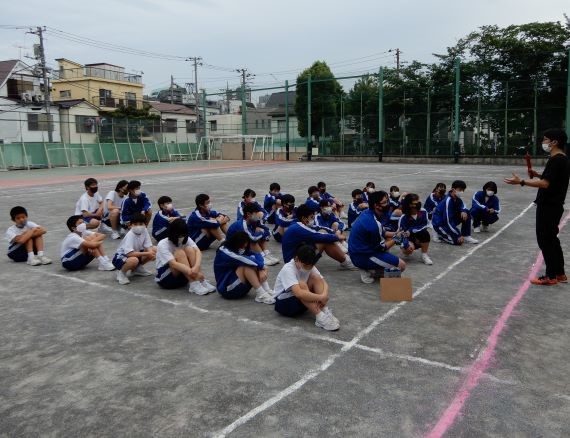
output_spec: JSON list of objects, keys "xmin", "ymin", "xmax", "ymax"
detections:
[
  {"xmin": 99, "ymin": 89, "xmax": 113, "ymax": 107},
  {"xmin": 210, "ymin": 120, "xmax": 217, "ymax": 132},
  {"xmin": 75, "ymin": 115, "xmax": 97, "ymax": 133},
  {"xmin": 27, "ymin": 113, "xmax": 53, "ymax": 131},
  {"xmin": 163, "ymin": 119, "xmax": 178, "ymax": 133},
  {"xmin": 60, "ymin": 90, "xmax": 71, "ymax": 99},
  {"xmin": 6, "ymin": 78, "xmax": 34, "ymax": 99},
  {"xmin": 255, "ymin": 120, "xmax": 259, "ymax": 129},
  {"xmin": 277, "ymin": 120, "xmax": 286, "ymax": 133},
  {"xmin": 261, "ymin": 119, "xmax": 265, "ymax": 129},
  {"xmin": 186, "ymin": 120, "xmax": 196, "ymax": 133},
  {"xmin": 125, "ymin": 92, "xmax": 136, "ymax": 108}
]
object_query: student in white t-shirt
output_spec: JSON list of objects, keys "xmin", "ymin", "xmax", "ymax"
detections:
[
  {"xmin": 5, "ymin": 206, "xmax": 51, "ymax": 265},
  {"xmin": 103, "ymin": 179, "xmax": 128, "ymax": 240},
  {"xmin": 75, "ymin": 177, "xmax": 104, "ymax": 230},
  {"xmin": 273, "ymin": 244, "xmax": 340, "ymax": 331},
  {"xmin": 112, "ymin": 213, "xmax": 157, "ymax": 285},
  {"xmin": 60, "ymin": 215, "xmax": 115, "ymax": 271},
  {"xmin": 154, "ymin": 219, "xmax": 216, "ymax": 295}
]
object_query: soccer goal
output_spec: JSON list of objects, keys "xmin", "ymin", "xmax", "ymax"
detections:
[{"xmin": 198, "ymin": 135, "xmax": 273, "ymax": 161}]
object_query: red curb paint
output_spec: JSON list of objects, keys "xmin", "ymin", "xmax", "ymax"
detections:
[
  {"xmin": 0, "ymin": 161, "xmax": 285, "ymax": 189},
  {"xmin": 424, "ymin": 211, "xmax": 570, "ymax": 438}
]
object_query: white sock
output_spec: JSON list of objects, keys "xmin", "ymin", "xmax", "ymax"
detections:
[
  {"xmin": 261, "ymin": 281, "xmax": 272, "ymax": 292},
  {"xmin": 255, "ymin": 286, "xmax": 266, "ymax": 295},
  {"xmin": 97, "ymin": 256, "xmax": 106, "ymax": 263},
  {"xmin": 27, "ymin": 252, "xmax": 35, "ymax": 260},
  {"xmin": 37, "ymin": 251, "xmax": 44, "ymax": 257}
]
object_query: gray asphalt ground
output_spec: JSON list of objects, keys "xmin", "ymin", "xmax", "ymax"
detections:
[{"xmin": 1, "ymin": 160, "xmax": 569, "ymax": 437}]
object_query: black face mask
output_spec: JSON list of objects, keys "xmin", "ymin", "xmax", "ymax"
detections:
[
  {"xmin": 89, "ymin": 187, "xmax": 99, "ymax": 194},
  {"xmin": 413, "ymin": 202, "xmax": 422, "ymax": 210}
]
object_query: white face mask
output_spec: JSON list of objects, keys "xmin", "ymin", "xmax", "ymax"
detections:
[
  {"xmin": 368, "ymin": 188, "xmax": 375, "ymax": 193},
  {"xmin": 486, "ymin": 190, "xmax": 494, "ymax": 197},
  {"xmin": 455, "ymin": 191, "xmax": 464, "ymax": 199},
  {"xmin": 76, "ymin": 222, "xmax": 87, "ymax": 233},
  {"xmin": 131, "ymin": 225, "xmax": 145, "ymax": 235},
  {"xmin": 250, "ymin": 198, "xmax": 256, "ymax": 203},
  {"xmin": 134, "ymin": 189, "xmax": 142, "ymax": 197},
  {"xmin": 165, "ymin": 203, "xmax": 173, "ymax": 211},
  {"xmin": 542, "ymin": 143, "xmax": 552, "ymax": 153},
  {"xmin": 16, "ymin": 220, "xmax": 27, "ymax": 228},
  {"xmin": 392, "ymin": 191, "xmax": 400, "ymax": 198},
  {"xmin": 323, "ymin": 207, "xmax": 333, "ymax": 214},
  {"xmin": 206, "ymin": 203, "xmax": 213, "ymax": 211}
]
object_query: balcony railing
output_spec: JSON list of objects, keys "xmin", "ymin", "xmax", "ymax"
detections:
[{"xmin": 53, "ymin": 68, "xmax": 142, "ymax": 84}]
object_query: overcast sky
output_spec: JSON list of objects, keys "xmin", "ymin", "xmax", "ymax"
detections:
[{"xmin": 1, "ymin": 0, "xmax": 568, "ymax": 100}]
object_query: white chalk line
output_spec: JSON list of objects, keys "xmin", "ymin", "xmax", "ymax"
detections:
[{"xmin": 211, "ymin": 202, "xmax": 535, "ymax": 437}]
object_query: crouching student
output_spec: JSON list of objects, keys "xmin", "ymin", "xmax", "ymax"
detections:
[
  {"xmin": 273, "ymin": 194, "xmax": 296, "ymax": 243},
  {"xmin": 317, "ymin": 181, "xmax": 346, "ymax": 218},
  {"xmin": 348, "ymin": 189, "xmax": 368, "ymax": 229},
  {"xmin": 121, "ymin": 180, "xmax": 152, "ymax": 226},
  {"xmin": 113, "ymin": 213, "xmax": 157, "ymax": 285},
  {"xmin": 424, "ymin": 182, "xmax": 447, "ymax": 242},
  {"xmin": 103, "ymin": 179, "xmax": 128, "ymax": 239},
  {"xmin": 362, "ymin": 181, "xmax": 376, "ymax": 203},
  {"xmin": 60, "ymin": 215, "xmax": 115, "ymax": 271},
  {"xmin": 213, "ymin": 230, "xmax": 275, "ymax": 304},
  {"xmin": 432, "ymin": 180, "xmax": 479, "ymax": 245},
  {"xmin": 471, "ymin": 181, "xmax": 500, "ymax": 233},
  {"xmin": 154, "ymin": 219, "xmax": 216, "ymax": 295},
  {"xmin": 6, "ymin": 206, "xmax": 51, "ymax": 265},
  {"xmin": 315, "ymin": 199, "xmax": 349, "ymax": 253},
  {"xmin": 264, "ymin": 182, "xmax": 282, "ymax": 225},
  {"xmin": 187, "ymin": 193, "xmax": 229, "ymax": 250},
  {"xmin": 152, "ymin": 196, "xmax": 183, "ymax": 242},
  {"xmin": 75, "ymin": 177, "xmax": 104, "ymax": 230},
  {"xmin": 348, "ymin": 191, "xmax": 406, "ymax": 284},
  {"xmin": 398, "ymin": 193, "xmax": 433, "ymax": 265},
  {"xmin": 237, "ymin": 189, "xmax": 268, "ymax": 222},
  {"xmin": 227, "ymin": 204, "xmax": 279, "ymax": 265},
  {"xmin": 273, "ymin": 244, "xmax": 340, "ymax": 331}
]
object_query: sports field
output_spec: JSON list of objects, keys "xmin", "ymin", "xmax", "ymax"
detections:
[{"xmin": 1, "ymin": 160, "xmax": 569, "ymax": 437}]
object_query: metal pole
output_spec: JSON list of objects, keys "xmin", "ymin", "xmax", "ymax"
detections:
[
  {"xmin": 360, "ymin": 85, "xmax": 364, "ymax": 153},
  {"xmin": 565, "ymin": 48, "xmax": 570, "ymax": 155},
  {"xmin": 503, "ymin": 80, "xmax": 509, "ymax": 156},
  {"xmin": 402, "ymin": 90, "xmax": 407, "ymax": 156},
  {"xmin": 476, "ymin": 87, "xmax": 481, "ymax": 155},
  {"xmin": 453, "ymin": 58, "xmax": 460, "ymax": 163},
  {"xmin": 533, "ymin": 80, "xmax": 538, "ymax": 156},
  {"xmin": 202, "ymin": 90, "xmax": 207, "ymax": 160},
  {"xmin": 341, "ymin": 94, "xmax": 345, "ymax": 155},
  {"xmin": 378, "ymin": 66, "xmax": 384, "ymax": 161},
  {"xmin": 36, "ymin": 27, "xmax": 53, "ymax": 143},
  {"xmin": 426, "ymin": 86, "xmax": 431, "ymax": 156},
  {"xmin": 307, "ymin": 74, "xmax": 312, "ymax": 161},
  {"xmin": 285, "ymin": 80, "xmax": 290, "ymax": 160},
  {"xmin": 241, "ymin": 81, "xmax": 246, "ymax": 160}
]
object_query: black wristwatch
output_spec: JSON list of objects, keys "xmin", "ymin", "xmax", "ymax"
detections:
[{"xmin": 520, "ymin": 180, "xmax": 525, "ymax": 187}]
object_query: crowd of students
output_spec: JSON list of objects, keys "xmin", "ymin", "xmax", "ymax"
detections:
[{"xmin": 6, "ymin": 177, "xmax": 501, "ymax": 332}]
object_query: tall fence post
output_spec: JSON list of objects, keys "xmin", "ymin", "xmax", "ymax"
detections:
[
  {"xmin": 307, "ymin": 74, "xmax": 312, "ymax": 161},
  {"xmin": 453, "ymin": 58, "xmax": 460, "ymax": 163},
  {"xmin": 426, "ymin": 86, "xmax": 431, "ymax": 156},
  {"xmin": 503, "ymin": 80, "xmax": 509, "ymax": 155},
  {"xmin": 202, "ymin": 90, "xmax": 208, "ymax": 160},
  {"xmin": 285, "ymin": 80, "xmax": 290, "ymax": 161},
  {"xmin": 566, "ymin": 48, "xmax": 570, "ymax": 155},
  {"xmin": 378, "ymin": 67, "xmax": 384, "ymax": 162},
  {"xmin": 241, "ymin": 83, "xmax": 246, "ymax": 160}
]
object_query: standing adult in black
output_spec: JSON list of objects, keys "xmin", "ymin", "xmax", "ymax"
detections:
[{"xmin": 505, "ymin": 128, "xmax": 570, "ymax": 285}]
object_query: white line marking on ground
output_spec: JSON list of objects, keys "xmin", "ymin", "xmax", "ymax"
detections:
[{"xmin": 212, "ymin": 202, "xmax": 535, "ymax": 437}]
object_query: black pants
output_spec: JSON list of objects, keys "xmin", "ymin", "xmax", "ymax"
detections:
[{"xmin": 536, "ymin": 203, "xmax": 565, "ymax": 278}]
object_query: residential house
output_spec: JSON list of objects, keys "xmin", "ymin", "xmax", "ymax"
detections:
[
  {"xmin": 266, "ymin": 90, "xmax": 303, "ymax": 145},
  {"xmin": 56, "ymin": 99, "xmax": 100, "ymax": 144},
  {"xmin": 148, "ymin": 101, "xmax": 198, "ymax": 144},
  {"xmin": 51, "ymin": 58, "xmax": 144, "ymax": 111}
]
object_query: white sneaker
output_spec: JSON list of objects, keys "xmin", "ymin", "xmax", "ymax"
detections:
[
  {"xmin": 339, "ymin": 257, "xmax": 359, "ymax": 271},
  {"xmin": 263, "ymin": 255, "xmax": 279, "ymax": 266},
  {"xmin": 27, "ymin": 256, "xmax": 41, "ymax": 266},
  {"xmin": 200, "ymin": 279, "xmax": 217, "ymax": 293},
  {"xmin": 473, "ymin": 226, "xmax": 481, "ymax": 233},
  {"xmin": 117, "ymin": 270, "xmax": 130, "ymax": 285},
  {"xmin": 421, "ymin": 253, "xmax": 433, "ymax": 265},
  {"xmin": 98, "ymin": 222, "xmax": 113, "ymax": 234},
  {"xmin": 38, "ymin": 255, "xmax": 52, "ymax": 265},
  {"xmin": 340, "ymin": 211, "xmax": 348, "ymax": 219},
  {"xmin": 98, "ymin": 260, "xmax": 116, "ymax": 271},
  {"xmin": 322, "ymin": 306, "xmax": 340, "ymax": 325},
  {"xmin": 337, "ymin": 241, "xmax": 348, "ymax": 254},
  {"xmin": 360, "ymin": 269, "xmax": 375, "ymax": 284},
  {"xmin": 255, "ymin": 290, "xmax": 275, "ymax": 304},
  {"xmin": 119, "ymin": 228, "xmax": 127, "ymax": 237},
  {"xmin": 481, "ymin": 224, "xmax": 489, "ymax": 232},
  {"xmin": 464, "ymin": 236, "xmax": 479, "ymax": 244},
  {"xmin": 133, "ymin": 264, "xmax": 153, "ymax": 276},
  {"xmin": 111, "ymin": 231, "xmax": 121, "ymax": 240},
  {"xmin": 188, "ymin": 281, "xmax": 210, "ymax": 295},
  {"xmin": 315, "ymin": 310, "xmax": 340, "ymax": 331},
  {"xmin": 432, "ymin": 233, "xmax": 441, "ymax": 243}
]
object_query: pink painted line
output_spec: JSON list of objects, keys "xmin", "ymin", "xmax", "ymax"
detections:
[
  {"xmin": 424, "ymin": 211, "xmax": 570, "ymax": 438},
  {"xmin": 0, "ymin": 161, "xmax": 284, "ymax": 189}
]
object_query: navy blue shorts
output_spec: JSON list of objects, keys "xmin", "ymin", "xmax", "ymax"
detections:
[
  {"xmin": 61, "ymin": 250, "xmax": 94, "ymax": 271},
  {"xmin": 218, "ymin": 273, "xmax": 251, "ymax": 299},
  {"xmin": 112, "ymin": 253, "xmax": 135, "ymax": 270},
  {"xmin": 7, "ymin": 243, "xmax": 28, "ymax": 262},
  {"xmin": 155, "ymin": 265, "xmax": 188, "ymax": 289},
  {"xmin": 349, "ymin": 251, "xmax": 399, "ymax": 271},
  {"xmin": 275, "ymin": 294, "xmax": 307, "ymax": 317},
  {"xmin": 194, "ymin": 232, "xmax": 216, "ymax": 251}
]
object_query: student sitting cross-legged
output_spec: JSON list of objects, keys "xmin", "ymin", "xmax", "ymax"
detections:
[
  {"xmin": 103, "ymin": 179, "xmax": 128, "ymax": 240},
  {"xmin": 154, "ymin": 219, "xmax": 216, "ymax": 295},
  {"xmin": 213, "ymin": 230, "xmax": 275, "ymax": 304},
  {"xmin": 187, "ymin": 193, "xmax": 230, "ymax": 250},
  {"xmin": 152, "ymin": 195, "xmax": 183, "ymax": 242},
  {"xmin": 113, "ymin": 213, "xmax": 157, "ymax": 285},
  {"xmin": 273, "ymin": 244, "xmax": 340, "ymax": 331},
  {"xmin": 314, "ymin": 199, "xmax": 349, "ymax": 254},
  {"xmin": 272, "ymin": 194, "xmax": 296, "ymax": 243},
  {"xmin": 397, "ymin": 193, "xmax": 433, "ymax": 265},
  {"xmin": 6, "ymin": 206, "xmax": 51, "ymax": 265}
]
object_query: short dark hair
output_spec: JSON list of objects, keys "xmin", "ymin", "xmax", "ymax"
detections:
[
  {"xmin": 115, "ymin": 179, "xmax": 129, "ymax": 192},
  {"xmin": 127, "ymin": 180, "xmax": 141, "ymax": 191},
  {"xmin": 368, "ymin": 190, "xmax": 388, "ymax": 208},
  {"xmin": 295, "ymin": 244, "xmax": 317, "ymax": 265},
  {"xmin": 84, "ymin": 177, "xmax": 97, "ymax": 188},
  {"xmin": 451, "ymin": 180, "xmax": 467, "ymax": 190},
  {"xmin": 543, "ymin": 128, "xmax": 568, "ymax": 146},
  {"xmin": 483, "ymin": 181, "xmax": 498, "ymax": 194},
  {"xmin": 365, "ymin": 181, "xmax": 375, "ymax": 189},
  {"xmin": 131, "ymin": 213, "xmax": 146, "ymax": 224},
  {"xmin": 10, "ymin": 206, "xmax": 27, "ymax": 220},
  {"xmin": 157, "ymin": 196, "xmax": 172, "ymax": 206},
  {"xmin": 319, "ymin": 199, "xmax": 330, "ymax": 208},
  {"xmin": 389, "ymin": 185, "xmax": 399, "ymax": 193},
  {"xmin": 269, "ymin": 182, "xmax": 280, "ymax": 192},
  {"xmin": 401, "ymin": 193, "xmax": 420, "ymax": 215},
  {"xmin": 167, "ymin": 218, "xmax": 188, "ymax": 245},
  {"xmin": 223, "ymin": 230, "xmax": 250, "ymax": 252},
  {"xmin": 242, "ymin": 203, "xmax": 260, "ymax": 217},
  {"xmin": 351, "ymin": 188, "xmax": 363, "ymax": 198},
  {"xmin": 307, "ymin": 185, "xmax": 319, "ymax": 195},
  {"xmin": 242, "ymin": 188, "xmax": 256, "ymax": 199},
  {"xmin": 317, "ymin": 181, "xmax": 326, "ymax": 189},
  {"xmin": 433, "ymin": 182, "xmax": 446, "ymax": 193},
  {"xmin": 296, "ymin": 203, "xmax": 313, "ymax": 219},
  {"xmin": 66, "ymin": 215, "xmax": 83, "ymax": 231},
  {"xmin": 281, "ymin": 194, "xmax": 295, "ymax": 205},
  {"xmin": 195, "ymin": 193, "xmax": 209, "ymax": 207}
]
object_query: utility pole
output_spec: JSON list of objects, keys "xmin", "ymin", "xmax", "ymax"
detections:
[
  {"xmin": 169, "ymin": 75, "xmax": 174, "ymax": 104},
  {"xmin": 186, "ymin": 57, "xmax": 203, "ymax": 139},
  {"xmin": 29, "ymin": 26, "xmax": 53, "ymax": 142},
  {"xmin": 236, "ymin": 68, "xmax": 254, "ymax": 160},
  {"xmin": 389, "ymin": 48, "xmax": 401, "ymax": 75}
]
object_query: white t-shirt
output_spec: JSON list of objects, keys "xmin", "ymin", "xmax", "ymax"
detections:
[
  {"xmin": 155, "ymin": 237, "xmax": 198, "ymax": 269},
  {"xmin": 5, "ymin": 220, "xmax": 39, "ymax": 245},
  {"xmin": 60, "ymin": 232, "xmax": 85, "ymax": 258},
  {"xmin": 75, "ymin": 192, "xmax": 103, "ymax": 215},
  {"xmin": 116, "ymin": 229, "xmax": 153, "ymax": 255},
  {"xmin": 273, "ymin": 259, "xmax": 323, "ymax": 299},
  {"xmin": 104, "ymin": 190, "xmax": 124, "ymax": 216}
]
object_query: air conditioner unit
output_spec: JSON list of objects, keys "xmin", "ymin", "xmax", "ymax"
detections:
[
  {"xmin": 21, "ymin": 92, "xmax": 33, "ymax": 103},
  {"xmin": 33, "ymin": 94, "xmax": 44, "ymax": 103}
]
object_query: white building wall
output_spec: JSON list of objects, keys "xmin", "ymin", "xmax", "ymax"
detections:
[{"xmin": 0, "ymin": 98, "xmax": 61, "ymax": 143}]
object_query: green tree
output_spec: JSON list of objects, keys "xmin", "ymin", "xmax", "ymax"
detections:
[{"xmin": 295, "ymin": 61, "xmax": 343, "ymax": 145}]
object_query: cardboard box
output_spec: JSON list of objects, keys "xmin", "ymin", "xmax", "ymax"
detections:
[{"xmin": 380, "ymin": 277, "xmax": 413, "ymax": 302}]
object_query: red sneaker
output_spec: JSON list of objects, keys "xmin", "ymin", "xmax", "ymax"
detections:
[
  {"xmin": 556, "ymin": 274, "xmax": 568, "ymax": 283},
  {"xmin": 530, "ymin": 276, "xmax": 558, "ymax": 286}
]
